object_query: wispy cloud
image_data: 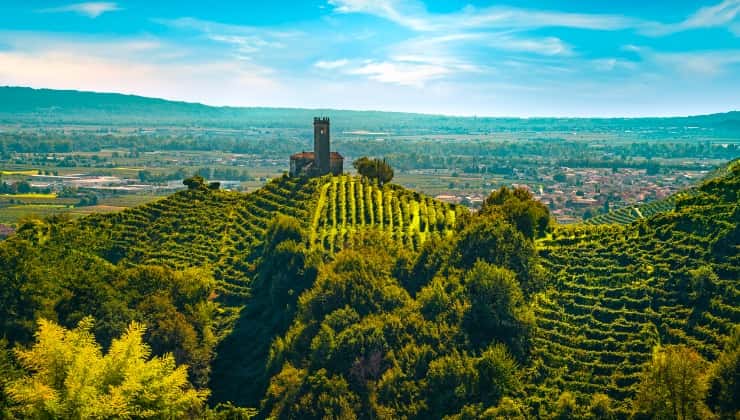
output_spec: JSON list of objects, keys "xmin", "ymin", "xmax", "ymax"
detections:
[
  {"xmin": 323, "ymin": 0, "xmax": 616, "ymax": 86},
  {"xmin": 641, "ymin": 0, "xmax": 740, "ymax": 35},
  {"xmin": 38, "ymin": 2, "xmax": 121, "ymax": 18},
  {"xmin": 394, "ymin": 32, "xmax": 572, "ymax": 57},
  {"xmin": 627, "ymin": 45, "xmax": 740, "ymax": 76},
  {"xmin": 0, "ymin": 32, "xmax": 278, "ymax": 106},
  {"xmin": 347, "ymin": 60, "xmax": 451, "ymax": 87},
  {"xmin": 328, "ymin": 0, "xmax": 638, "ymax": 32},
  {"xmin": 330, "ymin": 0, "xmax": 740, "ymax": 37},
  {"xmin": 154, "ymin": 17, "xmax": 303, "ymax": 60},
  {"xmin": 485, "ymin": 34, "xmax": 573, "ymax": 56},
  {"xmin": 156, "ymin": 17, "xmax": 301, "ymax": 41},
  {"xmin": 328, "ymin": 0, "xmax": 432, "ymax": 31},
  {"xmin": 336, "ymin": 50, "xmax": 483, "ymax": 87},
  {"xmin": 314, "ymin": 59, "xmax": 349, "ymax": 69}
]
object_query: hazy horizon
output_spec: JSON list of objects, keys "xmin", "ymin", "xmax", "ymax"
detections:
[{"xmin": 1, "ymin": 1, "xmax": 740, "ymax": 117}]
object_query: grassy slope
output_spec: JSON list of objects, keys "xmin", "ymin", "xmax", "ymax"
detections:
[{"xmin": 530, "ymin": 161, "xmax": 739, "ymax": 415}]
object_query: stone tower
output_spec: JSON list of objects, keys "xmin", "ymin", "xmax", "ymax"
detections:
[{"xmin": 314, "ymin": 117, "xmax": 330, "ymax": 174}]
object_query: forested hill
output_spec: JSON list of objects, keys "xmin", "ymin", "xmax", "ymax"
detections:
[
  {"xmin": 2, "ymin": 86, "xmax": 740, "ymax": 133},
  {"xmin": 0, "ymin": 162, "xmax": 738, "ymax": 418}
]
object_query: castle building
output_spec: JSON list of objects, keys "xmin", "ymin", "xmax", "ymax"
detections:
[{"xmin": 290, "ymin": 117, "xmax": 343, "ymax": 177}]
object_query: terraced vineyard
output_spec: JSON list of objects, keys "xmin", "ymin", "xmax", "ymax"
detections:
[
  {"xmin": 584, "ymin": 192, "xmax": 694, "ymax": 225},
  {"xmin": 310, "ymin": 175, "xmax": 464, "ymax": 253},
  {"xmin": 75, "ymin": 174, "xmax": 462, "ymax": 298},
  {"xmin": 76, "ymin": 175, "xmax": 318, "ymax": 298},
  {"xmin": 530, "ymin": 163, "xmax": 740, "ymax": 414}
]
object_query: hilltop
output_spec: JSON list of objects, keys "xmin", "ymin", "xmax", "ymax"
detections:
[
  {"xmin": 65, "ymin": 174, "xmax": 463, "ymax": 302},
  {"xmin": 0, "ymin": 162, "xmax": 738, "ymax": 418},
  {"xmin": 2, "ymin": 86, "xmax": 740, "ymax": 133}
]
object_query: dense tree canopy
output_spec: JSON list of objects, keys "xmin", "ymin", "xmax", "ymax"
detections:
[
  {"xmin": 480, "ymin": 186, "xmax": 551, "ymax": 239},
  {"xmin": 353, "ymin": 157, "xmax": 394, "ymax": 186}
]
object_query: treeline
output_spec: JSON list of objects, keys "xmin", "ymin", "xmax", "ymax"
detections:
[
  {"xmin": 0, "ymin": 132, "xmax": 306, "ymax": 156},
  {"xmin": 0, "ymin": 179, "xmax": 50, "ymax": 195},
  {"xmin": 138, "ymin": 167, "xmax": 254, "ymax": 183},
  {"xmin": 2, "ymin": 122, "xmax": 739, "ymax": 172}
]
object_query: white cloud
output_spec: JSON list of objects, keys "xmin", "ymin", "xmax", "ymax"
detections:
[
  {"xmin": 314, "ymin": 59, "xmax": 350, "ymax": 69},
  {"xmin": 206, "ymin": 34, "xmax": 279, "ymax": 54},
  {"xmin": 485, "ymin": 34, "xmax": 573, "ymax": 56},
  {"xmin": 154, "ymin": 17, "xmax": 304, "ymax": 61},
  {"xmin": 347, "ymin": 60, "xmax": 451, "ymax": 87},
  {"xmin": 39, "ymin": 2, "xmax": 121, "ymax": 18},
  {"xmin": 683, "ymin": 0, "xmax": 740, "ymax": 28},
  {"xmin": 0, "ymin": 32, "xmax": 170, "ymax": 58},
  {"xmin": 0, "ymin": 32, "xmax": 280, "ymax": 106},
  {"xmin": 342, "ymin": 51, "xmax": 482, "ymax": 87},
  {"xmin": 329, "ymin": 0, "xmax": 638, "ymax": 32},
  {"xmin": 156, "ymin": 17, "xmax": 301, "ymax": 40},
  {"xmin": 328, "ymin": 0, "xmax": 433, "ymax": 31},
  {"xmin": 329, "ymin": 0, "xmax": 740, "ymax": 37},
  {"xmin": 628, "ymin": 46, "xmax": 740, "ymax": 76},
  {"xmin": 453, "ymin": 6, "xmax": 636, "ymax": 32},
  {"xmin": 659, "ymin": 51, "xmax": 740, "ymax": 76},
  {"xmin": 592, "ymin": 58, "xmax": 637, "ymax": 72},
  {"xmin": 642, "ymin": 0, "xmax": 740, "ymax": 35}
]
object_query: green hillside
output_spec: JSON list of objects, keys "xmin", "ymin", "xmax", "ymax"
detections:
[
  {"xmin": 76, "ymin": 174, "xmax": 461, "ymax": 290},
  {"xmin": 0, "ymin": 162, "xmax": 738, "ymax": 419},
  {"xmin": 584, "ymin": 193, "xmax": 687, "ymax": 225},
  {"xmin": 532, "ymin": 161, "xmax": 739, "ymax": 415}
]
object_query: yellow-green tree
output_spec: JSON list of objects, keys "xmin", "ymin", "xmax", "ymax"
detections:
[
  {"xmin": 6, "ymin": 317, "xmax": 207, "ymax": 419},
  {"xmin": 633, "ymin": 345, "xmax": 710, "ymax": 420}
]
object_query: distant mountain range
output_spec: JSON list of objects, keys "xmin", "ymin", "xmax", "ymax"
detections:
[{"xmin": 1, "ymin": 86, "xmax": 739, "ymax": 133}]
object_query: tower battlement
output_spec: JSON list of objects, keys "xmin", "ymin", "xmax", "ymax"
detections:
[{"xmin": 290, "ymin": 118, "xmax": 343, "ymax": 177}]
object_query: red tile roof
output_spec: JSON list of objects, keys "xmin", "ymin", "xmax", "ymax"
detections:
[{"xmin": 290, "ymin": 152, "xmax": 314, "ymax": 159}]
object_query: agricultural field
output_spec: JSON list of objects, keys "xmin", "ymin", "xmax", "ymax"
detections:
[{"xmin": 0, "ymin": 192, "xmax": 164, "ymax": 224}]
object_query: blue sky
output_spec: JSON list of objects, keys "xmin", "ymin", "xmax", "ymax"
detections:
[{"xmin": 0, "ymin": 1, "xmax": 739, "ymax": 116}]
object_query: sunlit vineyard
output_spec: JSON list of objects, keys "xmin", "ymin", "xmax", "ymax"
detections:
[
  {"xmin": 79, "ymin": 175, "xmax": 319, "ymax": 298},
  {"xmin": 310, "ymin": 175, "xmax": 464, "ymax": 253},
  {"xmin": 584, "ymin": 191, "xmax": 702, "ymax": 225},
  {"xmin": 529, "ymin": 164, "xmax": 740, "ymax": 414},
  {"xmin": 76, "ymin": 174, "xmax": 463, "ymax": 297}
]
